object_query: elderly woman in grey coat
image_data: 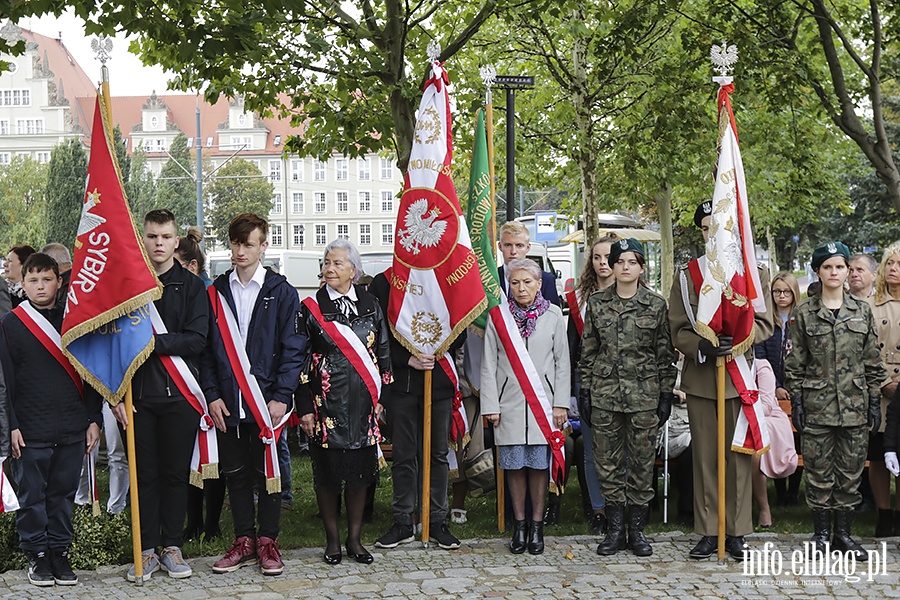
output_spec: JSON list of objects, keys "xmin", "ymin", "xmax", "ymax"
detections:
[{"xmin": 481, "ymin": 258, "xmax": 570, "ymax": 556}]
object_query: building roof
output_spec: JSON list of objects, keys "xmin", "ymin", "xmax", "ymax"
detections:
[{"xmin": 73, "ymin": 93, "xmax": 306, "ymax": 156}]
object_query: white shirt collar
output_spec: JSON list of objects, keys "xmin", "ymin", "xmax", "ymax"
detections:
[
  {"xmin": 326, "ymin": 284, "xmax": 358, "ymax": 302},
  {"xmin": 229, "ymin": 262, "xmax": 266, "ymax": 289}
]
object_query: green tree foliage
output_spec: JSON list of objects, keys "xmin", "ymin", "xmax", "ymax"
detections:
[
  {"xmin": 0, "ymin": 156, "xmax": 48, "ymax": 250},
  {"xmin": 205, "ymin": 158, "xmax": 273, "ymax": 244},
  {"xmin": 8, "ymin": 1, "xmax": 504, "ymax": 174},
  {"xmin": 152, "ymin": 133, "xmax": 196, "ymax": 226},
  {"xmin": 125, "ymin": 145, "xmax": 156, "ymax": 222},
  {"xmin": 112, "ymin": 124, "xmax": 130, "ymax": 184},
  {"xmin": 43, "ymin": 138, "xmax": 88, "ymax": 249}
]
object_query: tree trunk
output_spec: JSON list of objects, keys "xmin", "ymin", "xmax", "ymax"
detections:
[
  {"xmin": 570, "ymin": 9, "xmax": 598, "ymax": 243},
  {"xmin": 766, "ymin": 227, "xmax": 778, "ymax": 275},
  {"xmin": 656, "ymin": 181, "xmax": 674, "ymax": 296},
  {"xmin": 391, "ymin": 88, "xmax": 415, "ymax": 175}
]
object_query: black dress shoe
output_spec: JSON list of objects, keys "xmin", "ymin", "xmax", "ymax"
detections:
[
  {"xmin": 725, "ymin": 536, "xmax": 749, "ymax": 561},
  {"xmin": 323, "ymin": 552, "xmax": 342, "ymax": 565},
  {"xmin": 346, "ymin": 546, "xmax": 374, "ymax": 564},
  {"xmin": 510, "ymin": 519, "xmax": 527, "ymax": 554},
  {"xmin": 688, "ymin": 536, "xmax": 717, "ymax": 559}
]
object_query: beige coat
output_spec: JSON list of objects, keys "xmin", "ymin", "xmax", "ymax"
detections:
[
  {"xmin": 481, "ymin": 305, "xmax": 571, "ymax": 446},
  {"xmin": 868, "ymin": 295, "xmax": 900, "ymax": 431}
]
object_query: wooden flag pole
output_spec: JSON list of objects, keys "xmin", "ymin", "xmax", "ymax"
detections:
[
  {"xmin": 422, "ymin": 369, "xmax": 433, "ymax": 547},
  {"xmin": 717, "ymin": 361, "xmax": 726, "ymax": 562},
  {"xmin": 124, "ymin": 383, "xmax": 144, "ymax": 584}
]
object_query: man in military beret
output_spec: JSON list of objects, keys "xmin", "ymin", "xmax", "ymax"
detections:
[{"xmin": 668, "ymin": 202, "xmax": 774, "ymax": 560}]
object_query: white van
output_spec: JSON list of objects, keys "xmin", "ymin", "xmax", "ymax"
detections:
[{"xmin": 207, "ymin": 249, "xmax": 322, "ymax": 299}]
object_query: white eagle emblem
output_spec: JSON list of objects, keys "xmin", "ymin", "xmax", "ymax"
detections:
[
  {"xmin": 398, "ymin": 198, "xmax": 447, "ymax": 255},
  {"xmin": 77, "ymin": 189, "xmax": 106, "ymax": 237}
]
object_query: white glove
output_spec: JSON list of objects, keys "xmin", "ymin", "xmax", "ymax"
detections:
[{"xmin": 886, "ymin": 452, "xmax": 900, "ymax": 477}]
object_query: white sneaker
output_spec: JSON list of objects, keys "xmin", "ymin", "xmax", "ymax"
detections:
[{"xmin": 450, "ymin": 509, "xmax": 468, "ymax": 524}]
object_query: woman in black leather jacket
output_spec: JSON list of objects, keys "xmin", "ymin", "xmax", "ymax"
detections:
[{"xmin": 297, "ymin": 239, "xmax": 391, "ymax": 565}]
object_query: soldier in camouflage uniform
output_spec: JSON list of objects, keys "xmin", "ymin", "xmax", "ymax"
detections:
[
  {"xmin": 579, "ymin": 238, "xmax": 676, "ymax": 557},
  {"xmin": 785, "ymin": 241, "xmax": 889, "ymax": 561}
]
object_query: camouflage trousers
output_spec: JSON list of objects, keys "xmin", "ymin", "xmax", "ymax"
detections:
[
  {"xmin": 592, "ymin": 408, "xmax": 657, "ymax": 505},
  {"xmin": 802, "ymin": 423, "xmax": 868, "ymax": 511}
]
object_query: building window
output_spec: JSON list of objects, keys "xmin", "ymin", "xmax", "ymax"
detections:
[
  {"xmin": 381, "ymin": 223, "xmax": 394, "ymax": 245},
  {"xmin": 336, "ymin": 191, "xmax": 348, "ymax": 214},
  {"xmin": 291, "ymin": 159, "xmax": 303, "ymax": 182},
  {"xmin": 380, "ymin": 190, "xmax": 394, "ymax": 213},
  {"xmin": 314, "ymin": 192, "xmax": 326, "ymax": 214},
  {"xmin": 36, "ymin": 151, "xmax": 50, "ymax": 163},
  {"xmin": 314, "ymin": 160, "xmax": 326, "ymax": 181},
  {"xmin": 0, "ymin": 153, "xmax": 10, "ymax": 165},
  {"xmin": 335, "ymin": 158, "xmax": 348, "ymax": 181},
  {"xmin": 0, "ymin": 120, "xmax": 7, "ymax": 135},
  {"xmin": 358, "ymin": 191, "xmax": 371, "ymax": 213},
  {"xmin": 150, "ymin": 115, "xmax": 159, "ymax": 129},
  {"xmin": 270, "ymin": 224, "xmax": 282, "ymax": 246},
  {"xmin": 359, "ymin": 223, "xmax": 371, "ymax": 246},
  {"xmin": 272, "ymin": 193, "xmax": 282, "ymax": 215},
  {"xmin": 315, "ymin": 224, "xmax": 327, "ymax": 246},
  {"xmin": 337, "ymin": 224, "xmax": 349, "ymax": 240},
  {"xmin": 269, "ymin": 160, "xmax": 282, "ymax": 182},
  {"xmin": 1, "ymin": 89, "xmax": 30, "ymax": 106},
  {"xmin": 358, "ymin": 157, "xmax": 371, "ymax": 181},
  {"xmin": 229, "ymin": 135, "xmax": 253, "ymax": 151},
  {"xmin": 293, "ymin": 224, "xmax": 305, "ymax": 247},
  {"xmin": 292, "ymin": 192, "xmax": 304, "ymax": 214},
  {"xmin": 380, "ymin": 156, "xmax": 393, "ymax": 180},
  {"xmin": 16, "ymin": 119, "xmax": 44, "ymax": 135}
]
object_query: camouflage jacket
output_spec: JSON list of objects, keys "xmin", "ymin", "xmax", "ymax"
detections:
[
  {"xmin": 578, "ymin": 285, "xmax": 676, "ymax": 413},
  {"xmin": 784, "ymin": 294, "xmax": 889, "ymax": 427}
]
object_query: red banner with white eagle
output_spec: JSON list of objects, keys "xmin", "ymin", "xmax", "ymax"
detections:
[
  {"xmin": 387, "ymin": 59, "xmax": 486, "ymax": 357},
  {"xmin": 695, "ymin": 77, "xmax": 769, "ymax": 454}
]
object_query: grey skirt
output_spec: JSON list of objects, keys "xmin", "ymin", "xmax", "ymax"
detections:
[{"xmin": 497, "ymin": 444, "xmax": 550, "ymax": 470}]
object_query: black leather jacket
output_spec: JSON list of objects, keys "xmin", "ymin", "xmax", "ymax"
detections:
[{"xmin": 297, "ymin": 285, "xmax": 392, "ymax": 450}]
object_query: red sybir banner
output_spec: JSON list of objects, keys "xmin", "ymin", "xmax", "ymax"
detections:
[
  {"xmin": 695, "ymin": 77, "xmax": 769, "ymax": 453},
  {"xmin": 387, "ymin": 58, "xmax": 486, "ymax": 358}
]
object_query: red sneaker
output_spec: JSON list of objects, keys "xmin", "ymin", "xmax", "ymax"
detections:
[
  {"xmin": 212, "ymin": 536, "xmax": 257, "ymax": 573},
  {"xmin": 257, "ymin": 536, "xmax": 284, "ymax": 576}
]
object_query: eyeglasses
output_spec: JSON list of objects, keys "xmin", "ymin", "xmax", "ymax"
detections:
[{"xmin": 772, "ymin": 290, "xmax": 793, "ymax": 296}]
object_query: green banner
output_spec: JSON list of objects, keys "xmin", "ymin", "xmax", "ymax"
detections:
[{"xmin": 467, "ymin": 108, "xmax": 502, "ymax": 333}]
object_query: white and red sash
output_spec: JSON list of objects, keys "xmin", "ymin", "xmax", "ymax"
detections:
[
  {"xmin": 489, "ymin": 299, "xmax": 566, "ymax": 491},
  {"xmin": 147, "ymin": 303, "xmax": 219, "ymax": 487},
  {"xmin": 301, "ymin": 297, "xmax": 382, "ymax": 411},
  {"xmin": 687, "ymin": 259, "xmax": 769, "ymax": 453},
  {"xmin": 12, "ymin": 303, "xmax": 83, "ymax": 397},
  {"xmin": 438, "ymin": 356, "xmax": 469, "ymax": 450},
  {"xmin": 209, "ymin": 286, "xmax": 289, "ymax": 493},
  {"xmin": 565, "ymin": 289, "xmax": 585, "ymax": 337},
  {"xmin": 0, "ymin": 458, "xmax": 19, "ymax": 513}
]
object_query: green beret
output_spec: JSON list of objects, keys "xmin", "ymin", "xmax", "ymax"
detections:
[
  {"xmin": 811, "ymin": 241, "xmax": 850, "ymax": 271},
  {"xmin": 608, "ymin": 237, "xmax": 645, "ymax": 267},
  {"xmin": 694, "ymin": 201, "xmax": 713, "ymax": 227}
]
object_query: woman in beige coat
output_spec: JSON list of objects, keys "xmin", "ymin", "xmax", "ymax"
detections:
[{"xmin": 481, "ymin": 258, "xmax": 570, "ymax": 556}]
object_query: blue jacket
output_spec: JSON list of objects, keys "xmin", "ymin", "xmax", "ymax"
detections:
[
  {"xmin": 754, "ymin": 320, "xmax": 790, "ymax": 389},
  {"xmin": 201, "ymin": 268, "xmax": 307, "ymax": 427}
]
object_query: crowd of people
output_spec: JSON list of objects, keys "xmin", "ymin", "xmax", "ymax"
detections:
[{"xmin": 0, "ymin": 202, "xmax": 897, "ymax": 587}]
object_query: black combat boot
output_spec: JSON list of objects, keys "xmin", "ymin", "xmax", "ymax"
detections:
[
  {"xmin": 811, "ymin": 510, "xmax": 831, "ymax": 555},
  {"xmin": 832, "ymin": 510, "xmax": 868, "ymax": 561},
  {"xmin": 628, "ymin": 505, "xmax": 652, "ymax": 557},
  {"xmin": 509, "ymin": 519, "xmax": 527, "ymax": 554},
  {"xmin": 596, "ymin": 504, "xmax": 627, "ymax": 555},
  {"xmin": 527, "ymin": 520, "xmax": 544, "ymax": 555}
]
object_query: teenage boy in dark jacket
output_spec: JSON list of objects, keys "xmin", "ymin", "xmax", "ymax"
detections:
[
  {"xmin": 112, "ymin": 209, "xmax": 209, "ymax": 581},
  {"xmin": 202, "ymin": 213, "xmax": 306, "ymax": 576},
  {"xmin": 0, "ymin": 253, "xmax": 102, "ymax": 587},
  {"xmin": 369, "ymin": 271, "xmax": 465, "ymax": 550}
]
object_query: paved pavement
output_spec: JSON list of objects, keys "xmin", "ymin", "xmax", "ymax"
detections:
[{"xmin": 2, "ymin": 531, "xmax": 900, "ymax": 599}]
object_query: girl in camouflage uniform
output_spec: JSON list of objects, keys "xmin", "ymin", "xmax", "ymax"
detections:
[{"xmin": 785, "ymin": 241, "xmax": 888, "ymax": 561}]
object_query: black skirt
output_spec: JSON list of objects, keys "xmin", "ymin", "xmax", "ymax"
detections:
[{"xmin": 309, "ymin": 444, "xmax": 378, "ymax": 491}]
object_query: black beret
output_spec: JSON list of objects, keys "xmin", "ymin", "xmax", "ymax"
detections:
[
  {"xmin": 608, "ymin": 237, "xmax": 645, "ymax": 267},
  {"xmin": 811, "ymin": 241, "xmax": 850, "ymax": 272},
  {"xmin": 693, "ymin": 201, "xmax": 713, "ymax": 227}
]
